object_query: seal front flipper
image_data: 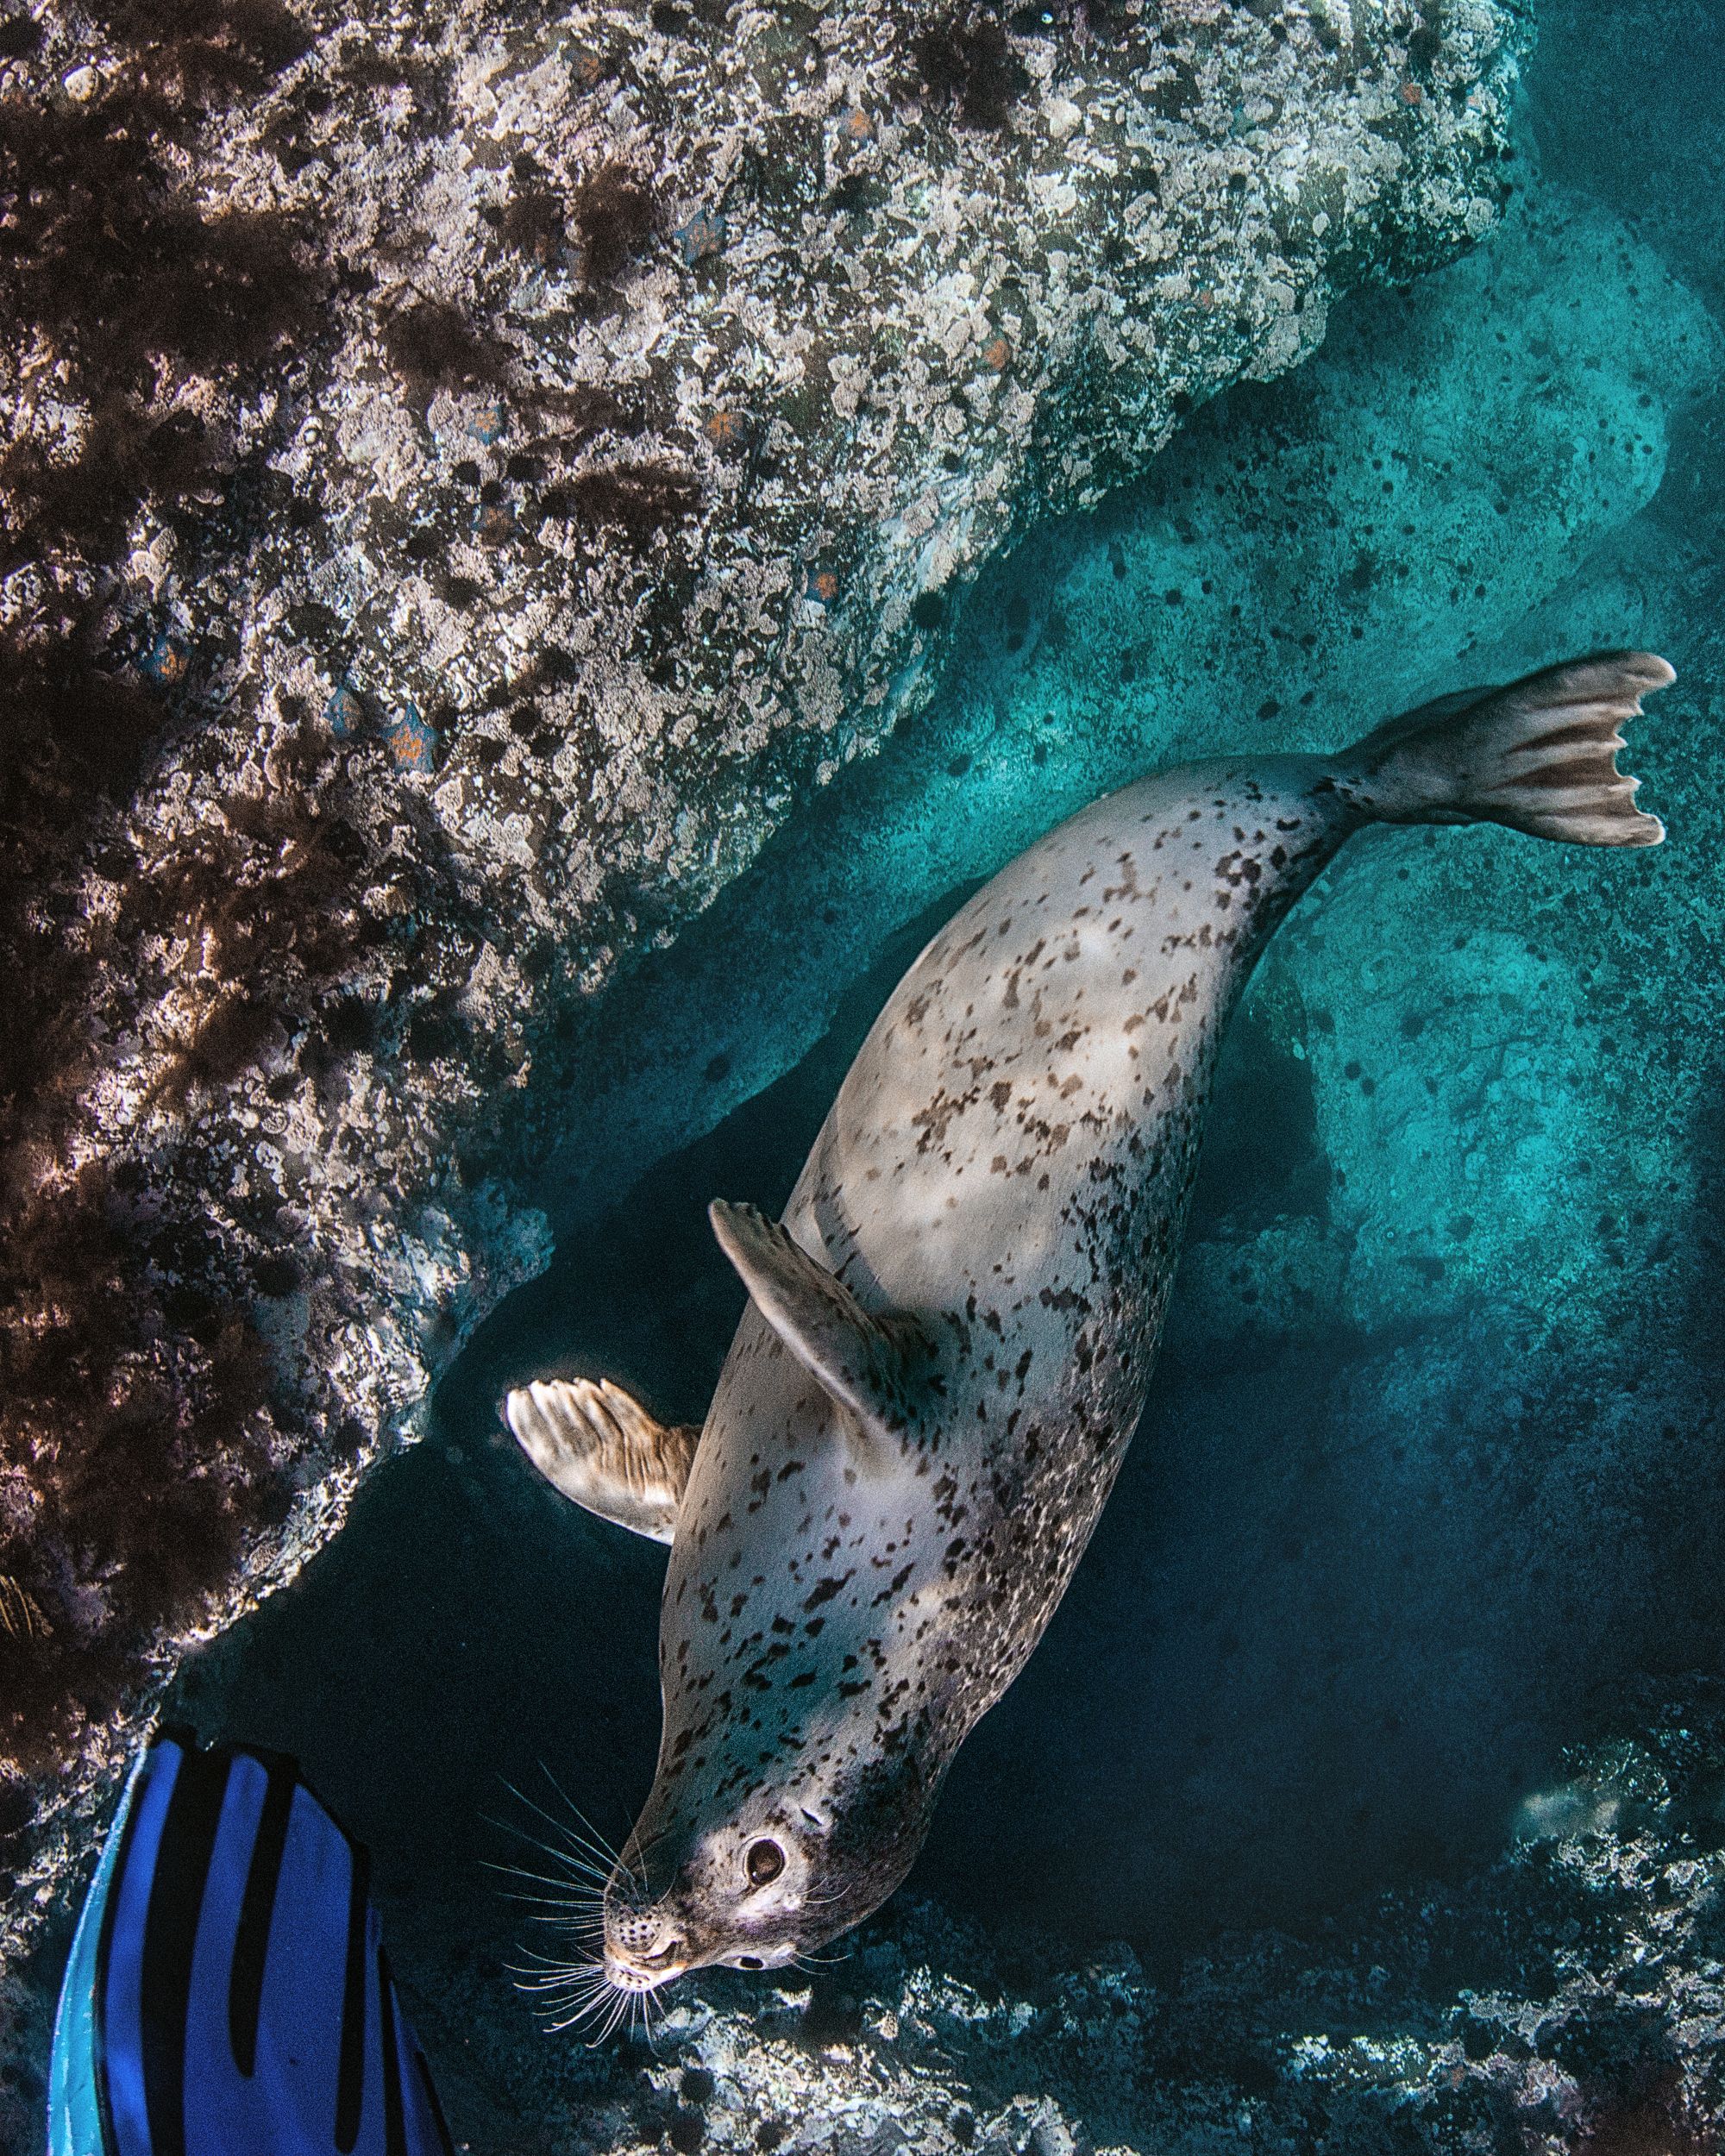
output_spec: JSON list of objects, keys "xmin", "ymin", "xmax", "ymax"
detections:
[
  {"xmin": 503, "ymin": 1376, "xmax": 700, "ymax": 1543},
  {"xmin": 709, "ymin": 1198, "xmax": 939, "ymax": 1457}
]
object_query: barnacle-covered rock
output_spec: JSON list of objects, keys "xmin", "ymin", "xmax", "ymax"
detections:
[{"xmin": 0, "ymin": 0, "xmax": 1531, "ymax": 2046}]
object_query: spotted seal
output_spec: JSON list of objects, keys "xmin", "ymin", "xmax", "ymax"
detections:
[{"xmin": 505, "ymin": 651, "xmax": 1672, "ymax": 2002}]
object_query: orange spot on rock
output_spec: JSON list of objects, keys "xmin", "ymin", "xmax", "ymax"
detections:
[
  {"xmin": 1400, "ymin": 79, "xmax": 1424, "ymax": 104},
  {"xmin": 982, "ymin": 334, "xmax": 1012, "ymax": 373},
  {"xmin": 705, "ymin": 408, "xmax": 749, "ymax": 448}
]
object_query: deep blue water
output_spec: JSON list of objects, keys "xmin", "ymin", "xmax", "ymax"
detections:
[{"xmin": 166, "ymin": 0, "xmax": 1725, "ymax": 1992}]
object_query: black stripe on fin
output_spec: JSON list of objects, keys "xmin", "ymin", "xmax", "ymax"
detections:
[
  {"xmin": 227, "ymin": 1758, "xmax": 297, "ymax": 2077},
  {"xmin": 415, "ymin": 2047, "xmax": 457, "ymax": 2156},
  {"xmin": 139, "ymin": 1746, "xmax": 233, "ymax": 2156},
  {"xmin": 334, "ymin": 1838, "xmax": 372, "ymax": 2153},
  {"xmin": 378, "ymin": 1946, "xmax": 408, "ymax": 2156}
]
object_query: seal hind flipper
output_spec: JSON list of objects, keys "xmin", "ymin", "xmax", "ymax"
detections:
[
  {"xmin": 709, "ymin": 1198, "xmax": 937, "ymax": 1456},
  {"xmin": 1339, "ymin": 649, "xmax": 1673, "ymax": 846},
  {"xmin": 503, "ymin": 1376, "xmax": 699, "ymax": 1543}
]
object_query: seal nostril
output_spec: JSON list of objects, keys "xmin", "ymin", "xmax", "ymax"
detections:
[{"xmin": 605, "ymin": 1902, "xmax": 683, "ymax": 1968}]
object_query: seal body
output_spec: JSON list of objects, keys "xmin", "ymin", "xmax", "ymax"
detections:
[
  {"xmin": 622, "ymin": 758, "xmax": 1348, "ymax": 1964},
  {"xmin": 503, "ymin": 655, "xmax": 1671, "ymax": 1992}
]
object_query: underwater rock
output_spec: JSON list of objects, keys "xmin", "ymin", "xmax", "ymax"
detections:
[{"xmin": 0, "ymin": 0, "xmax": 1535, "ymax": 1983}]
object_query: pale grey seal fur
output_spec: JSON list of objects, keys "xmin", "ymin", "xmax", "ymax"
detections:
[{"xmin": 505, "ymin": 651, "xmax": 1672, "ymax": 2002}]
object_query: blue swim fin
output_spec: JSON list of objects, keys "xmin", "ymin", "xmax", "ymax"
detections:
[{"xmin": 48, "ymin": 1733, "xmax": 455, "ymax": 2156}]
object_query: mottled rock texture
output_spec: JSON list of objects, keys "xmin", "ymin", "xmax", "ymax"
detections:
[{"xmin": 0, "ymin": 0, "xmax": 1529, "ymax": 1976}]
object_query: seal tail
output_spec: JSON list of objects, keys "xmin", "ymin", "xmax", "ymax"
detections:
[{"xmin": 1336, "ymin": 651, "xmax": 1673, "ymax": 846}]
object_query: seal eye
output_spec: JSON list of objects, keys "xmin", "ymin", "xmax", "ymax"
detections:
[
  {"xmin": 745, "ymin": 1837, "xmax": 785, "ymax": 1887},
  {"xmin": 736, "ymin": 1954, "xmax": 765, "ymax": 1970}
]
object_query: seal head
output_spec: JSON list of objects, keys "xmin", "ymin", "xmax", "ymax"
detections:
[{"xmin": 601, "ymin": 1747, "xmax": 932, "ymax": 1988}]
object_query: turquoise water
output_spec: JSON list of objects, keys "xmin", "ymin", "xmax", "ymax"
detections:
[{"xmin": 157, "ymin": 0, "xmax": 1725, "ymax": 2104}]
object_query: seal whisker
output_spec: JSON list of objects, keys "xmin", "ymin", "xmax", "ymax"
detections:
[
  {"xmin": 515, "ymin": 1973, "xmax": 602, "ymax": 2001},
  {"xmin": 522, "ymin": 1975, "xmax": 612, "ymax": 2008},
  {"xmin": 536, "ymin": 1764, "xmax": 642, "ymax": 1879},
  {"xmin": 511, "ymin": 1902, "xmax": 603, "ymax": 1933},
  {"xmin": 514, "ymin": 1959, "xmax": 613, "ymax": 2006},
  {"xmin": 501, "ymin": 1871, "xmax": 611, "ymax": 1916},
  {"xmin": 505, "ymin": 1940, "xmax": 599, "ymax": 1975},
  {"xmin": 502, "ymin": 1840, "xmax": 615, "ymax": 1886},
  {"xmin": 524, "ymin": 1980, "xmax": 618, "ymax": 2024},
  {"xmin": 608, "ymin": 1818, "xmax": 667, "ymax": 1895},
  {"xmin": 639, "ymin": 1987, "xmax": 666, "ymax": 2053},
  {"xmin": 627, "ymin": 1826, "xmax": 669, "ymax": 1898},
  {"xmin": 482, "ymin": 1852, "xmax": 612, "ymax": 1895},
  {"xmin": 506, "ymin": 1944, "xmax": 605, "ymax": 1978},
  {"xmin": 518, "ymin": 1980, "xmax": 605, "ymax": 2012},
  {"xmin": 484, "ymin": 1808, "xmax": 620, "ymax": 1897},
  {"xmin": 505, "ymin": 1785, "xmax": 620, "ymax": 1879},
  {"xmin": 522, "ymin": 1912, "xmax": 606, "ymax": 1940},
  {"xmin": 494, "ymin": 1781, "xmax": 636, "ymax": 2043},
  {"xmin": 500, "ymin": 1782, "xmax": 626, "ymax": 1878},
  {"xmin": 526, "ymin": 1975, "xmax": 612, "ymax": 2009},
  {"xmin": 521, "ymin": 1909, "xmax": 606, "ymax": 1937},
  {"xmin": 506, "ymin": 1946, "xmax": 605, "ymax": 1982},
  {"xmin": 486, "ymin": 1872, "xmax": 610, "ymax": 1934},
  {"xmin": 579, "ymin": 1985, "xmax": 633, "ymax": 2047},
  {"xmin": 544, "ymin": 1990, "xmax": 617, "ymax": 2035},
  {"xmin": 491, "ymin": 1871, "xmax": 602, "ymax": 1909},
  {"xmin": 536, "ymin": 1761, "xmax": 623, "ymax": 1840},
  {"xmin": 505, "ymin": 1905, "xmax": 601, "ymax": 1946}
]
